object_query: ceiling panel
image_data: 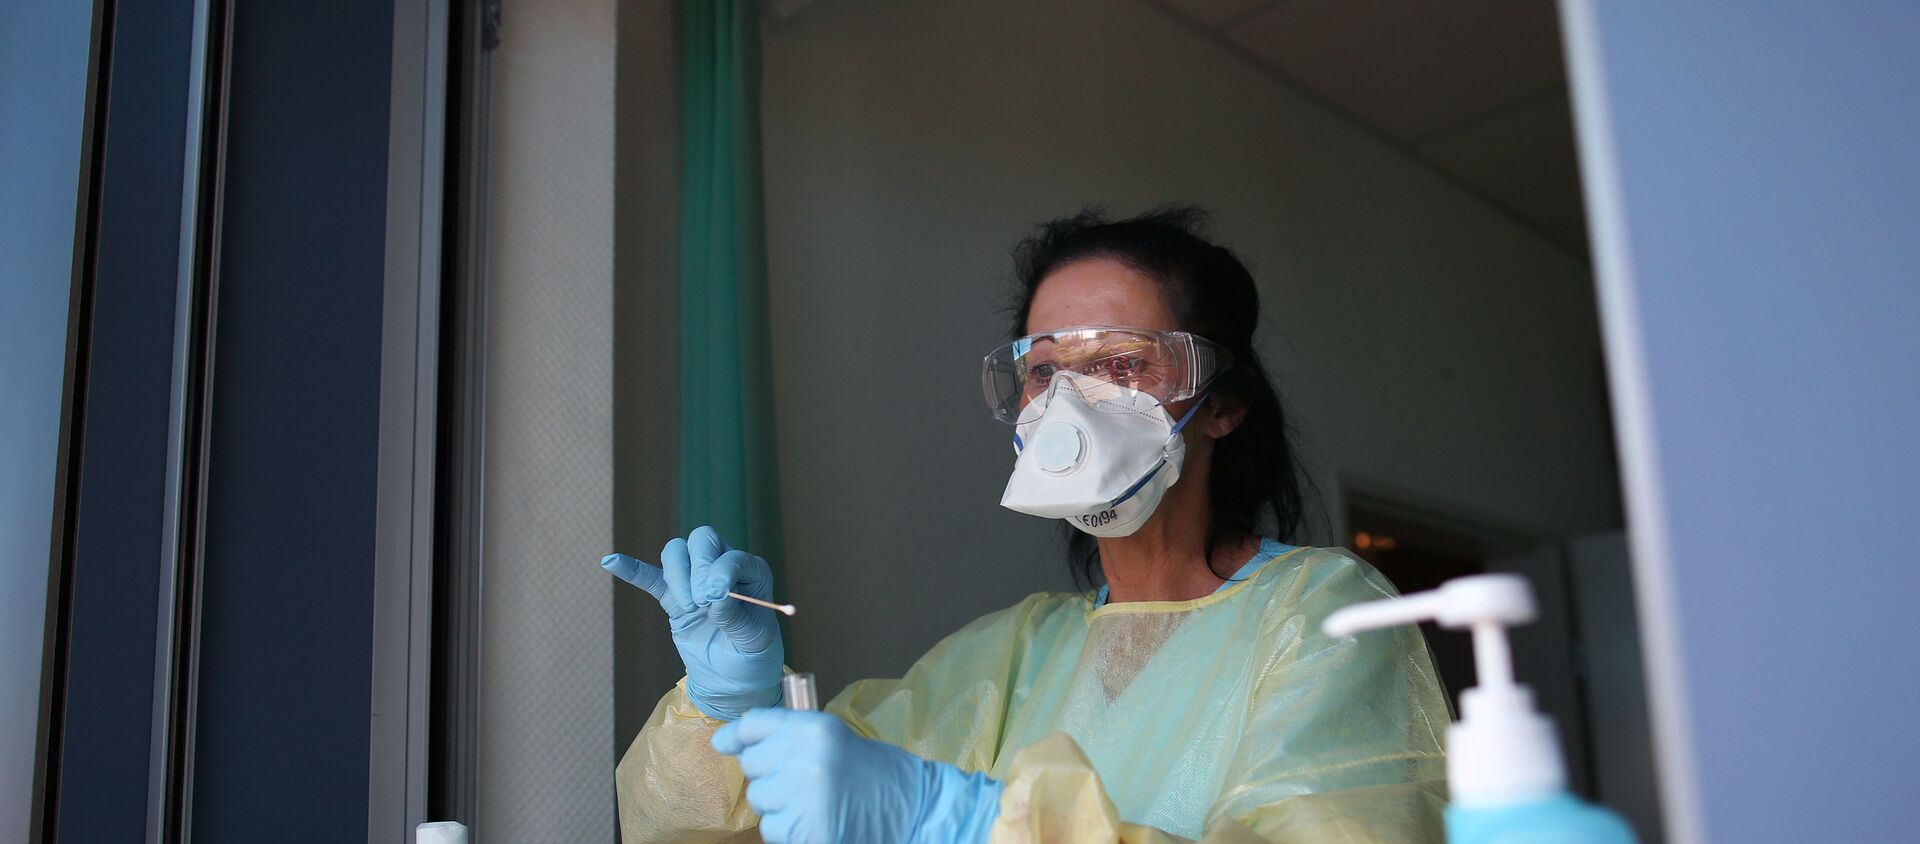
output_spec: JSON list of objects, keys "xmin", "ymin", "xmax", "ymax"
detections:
[
  {"xmin": 1156, "ymin": 0, "xmax": 1277, "ymax": 27},
  {"xmin": 1224, "ymin": 0, "xmax": 1567, "ymax": 142},
  {"xmin": 1418, "ymin": 93, "xmax": 1588, "ymax": 251}
]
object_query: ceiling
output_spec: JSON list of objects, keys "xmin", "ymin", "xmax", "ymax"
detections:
[{"xmin": 1155, "ymin": 0, "xmax": 1590, "ymax": 255}]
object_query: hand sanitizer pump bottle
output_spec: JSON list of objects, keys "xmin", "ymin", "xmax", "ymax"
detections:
[{"xmin": 1324, "ymin": 574, "xmax": 1637, "ymax": 844}]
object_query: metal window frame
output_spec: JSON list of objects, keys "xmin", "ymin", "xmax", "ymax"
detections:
[
  {"xmin": 370, "ymin": 0, "xmax": 455, "ymax": 839},
  {"xmin": 146, "ymin": 0, "xmax": 228, "ymax": 839},
  {"xmin": 1556, "ymin": 3, "xmax": 1702, "ymax": 842},
  {"xmin": 34, "ymin": 0, "xmax": 115, "ymax": 836},
  {"xmin": 429, "ymin": 0, "xmax": 498, "ymax": 835},
  {"xmin": 48, "ymin": 0, "xmax": 475, "ymax": 839}
]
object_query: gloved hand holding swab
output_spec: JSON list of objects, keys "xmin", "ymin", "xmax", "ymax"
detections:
[{"xmin": 599, "ymin": 526, "xmax": 789, "ymax": 720}]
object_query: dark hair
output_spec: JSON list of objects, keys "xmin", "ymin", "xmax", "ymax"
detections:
[{"xmin": 1008, "ymin": 205, "xmax": 1313, "ymax": 587}]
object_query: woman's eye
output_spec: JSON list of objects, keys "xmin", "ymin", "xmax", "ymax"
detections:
[
  {"xmin": 1029, "ymin": 363, "xmax": 1058, "ymax": 381},
  {"xmin": 1104, "ymin": 355, "xmax": 1146, "ymax": 377}
]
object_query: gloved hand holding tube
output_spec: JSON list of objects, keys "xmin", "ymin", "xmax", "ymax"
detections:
[
  {"xmin": 712, "ymin": 708, "xmax": 1003, "ymax": 844},
  {"xmin": 602, "ymin": 525, "xmax": 785, "ymax": 721}
]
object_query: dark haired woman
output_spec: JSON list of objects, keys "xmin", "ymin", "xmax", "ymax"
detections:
[{"xmin": 605, "ymin": 208, "xmax": 1449, "ymax": 843}]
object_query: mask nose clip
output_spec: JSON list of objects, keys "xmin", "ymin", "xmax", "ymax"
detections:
[
  {"xmin": 1032, "ymin": 421, "xmax": 1086, "ymax": 475},
  {"xmin": 1045, "ymin": 368, "xmax": 1108, "ymax": 404}
]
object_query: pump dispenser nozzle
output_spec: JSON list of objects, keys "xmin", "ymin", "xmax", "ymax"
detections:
[{"xmin": 1324, "ymin": 573, "xmax": 1567, "ymax": 808}]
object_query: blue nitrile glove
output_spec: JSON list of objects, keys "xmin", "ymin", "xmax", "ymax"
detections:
[
  {"xmin": 711, "ymin": 708, "xmax": 1003, "ymax": 844},
  {"xmin": 601, "ymin": 526, "xmax": 783, "ymax": 720}
]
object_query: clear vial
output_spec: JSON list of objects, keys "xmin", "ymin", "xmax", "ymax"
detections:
[{"xmin": 782, "ymin": 672, "xmax": 819, "ymax": 711}]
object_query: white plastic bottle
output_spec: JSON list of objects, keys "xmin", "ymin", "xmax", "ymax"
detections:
[{"xmin": 1324, "ymin": 574, "xmax": 1638, "ymax": 844}]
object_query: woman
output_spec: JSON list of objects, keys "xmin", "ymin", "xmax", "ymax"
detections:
[{"xmin": 603, "ymin": 208, "xmax": 1449, "ymax": 843}]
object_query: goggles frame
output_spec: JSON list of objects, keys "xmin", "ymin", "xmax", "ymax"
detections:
[{"xmin": 981, "ymin": 325, "xmax": 1233, "ymax": 424}]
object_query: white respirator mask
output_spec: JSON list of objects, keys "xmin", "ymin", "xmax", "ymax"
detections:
[{"xmin": 999, "ymin": 371, "xmax": 1206, "ymax": 537}]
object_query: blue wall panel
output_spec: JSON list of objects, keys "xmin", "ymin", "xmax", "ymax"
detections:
[
  {"xmin": 0, "ymin": 1, "xmax": 95, "ymax": 839},
  {"xmin": 1567, "ymin": 2, "xmax": 1920, "ymax": 841}
]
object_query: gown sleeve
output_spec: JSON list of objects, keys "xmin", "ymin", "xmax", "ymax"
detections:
[
  {"xmin": 614, "ymin": 595, "xmax": 1054, "ymax": 843},
  {"xmin": 987, "ymin": 554, "xmax": 1451, "ymax": 844},
  {"xmin": 613, "ymin": 678, "xmax": 761, "ymax": 843}
]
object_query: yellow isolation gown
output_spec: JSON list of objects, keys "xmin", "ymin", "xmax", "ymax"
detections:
[{"xmin": 616, "ymin": 542, "xmax": 1450, "ymax": 843}]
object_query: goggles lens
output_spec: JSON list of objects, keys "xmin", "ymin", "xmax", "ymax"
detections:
[{"xmin": 981, "ymin": 326, "xmax": 1229, "ymax": 423}]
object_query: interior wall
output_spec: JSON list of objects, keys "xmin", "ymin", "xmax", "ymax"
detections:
[
  {"xmin": 481, "ymin": 0, "xmax": 617, "ymax": 839},
  {"xmin": 758, "ymin": 0, "xmax": 1620, "ymax": 695},
  {"xmin": 610, "ymin": 0, "xmax": 686, "ymax": 758},
  {"xmin": 1567, "ymin": 532, "xmax": 1663, "ymax": 842}
]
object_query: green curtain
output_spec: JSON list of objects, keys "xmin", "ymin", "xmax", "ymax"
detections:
[{"xmin": 678, "ymin": 0, "xmax": 785, "ymax": 585}]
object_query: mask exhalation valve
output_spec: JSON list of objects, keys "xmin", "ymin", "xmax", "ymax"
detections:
[{"xmin": 1032, "ymin": 421, "xmax": 1086, "ymax": 474}]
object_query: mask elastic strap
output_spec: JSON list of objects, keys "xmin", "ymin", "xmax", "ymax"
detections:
[
  {"xmin": 1169, "ymin": 392, "xmax": 1210, "ymax": 435},
  {"xmin": 1107, "ymin": 394, "xmax": 1211, "ymax": 508},
  {"xmin": 1108, "ymin": 460, "xmax": 1167, "ymax": 508}
]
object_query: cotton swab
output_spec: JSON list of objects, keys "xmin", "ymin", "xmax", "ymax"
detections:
[{"xmin": 727, "ymin": 591, "xmax": 796, "ymax": 616}]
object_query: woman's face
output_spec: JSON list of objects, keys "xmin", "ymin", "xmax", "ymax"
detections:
[
  {"xmin": 1024, "ymin": 258, "xmax": 1203, "ymax": 425},
  {"xmin": 1025, "ymin": 257, "xmax": 1180, "ymax": 337}
]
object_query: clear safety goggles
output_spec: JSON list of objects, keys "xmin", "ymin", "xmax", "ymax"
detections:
[{"xmin": 981, "ymin": 326, "xmax": 1232, "ymax": 423}]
